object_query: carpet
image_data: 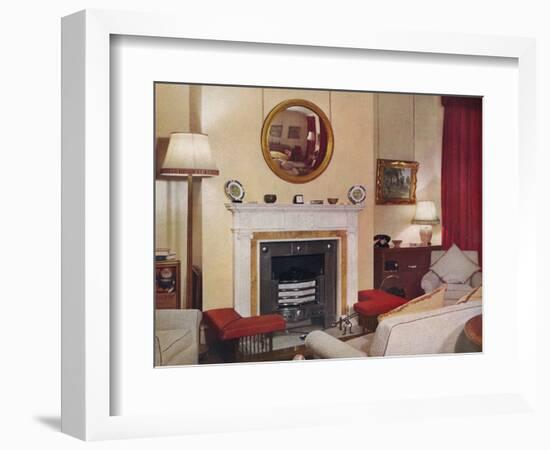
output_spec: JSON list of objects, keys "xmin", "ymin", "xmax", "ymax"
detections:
[{"xmin": 272, "ymin": 317, "xmax": 362, "ymax": 351}]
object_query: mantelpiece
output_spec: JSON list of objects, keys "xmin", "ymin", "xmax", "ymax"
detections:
[{"xmin": 225, "ymin": 203, "xmax": 364, "ymax": 317}]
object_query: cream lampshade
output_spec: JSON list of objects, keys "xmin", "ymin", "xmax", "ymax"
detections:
[
  {"xmin": 160, "ymin": 132, "xmax": 219, "ymax": 309},
  {"xmin": 161, "ymin": 133, "xmax": 219, "ymax": 177},
  {"xmin": 411, "ymin": 200, "xmax": 440, "ymax": 246},
  {"xmin": 306, "ymin": 131, "xmax": 315, "ymax": 141}
]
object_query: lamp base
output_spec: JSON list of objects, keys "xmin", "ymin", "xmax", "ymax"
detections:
[{"xmin": 419, "ymin": 225, "xmax": 433, "ymax": 246}]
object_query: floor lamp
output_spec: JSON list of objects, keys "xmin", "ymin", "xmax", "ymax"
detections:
[{"xmin": 160, "ymin": 133, "xmax": 219, "ymax": 309}]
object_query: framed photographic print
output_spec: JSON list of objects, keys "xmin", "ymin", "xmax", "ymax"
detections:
[
  {"xmin": 375, "ymin": 159, "xmax": 419, "ymax": 204},
  {"xmin": 61, "ymin": 8, "xmax": 538, "ymax": 442}
]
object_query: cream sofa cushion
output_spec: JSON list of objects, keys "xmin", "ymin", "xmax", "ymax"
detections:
[
  {"xmin": 305, "ymin": 330, "xmax": 366, "ymax": 359},
  {"xmin": 304, "ymin": 300, "xmax": 482, "ymax": 358},
  {"xmin": 378, "ymin": 285, "xmax": 446, "ymax": 322},
  {"xmin": 430, "ymin": 244, "xmax": 480, "ymax": 283},
  {"xmin": 369, "ymin": 300, "xmax": 482, "ymax": 357}
]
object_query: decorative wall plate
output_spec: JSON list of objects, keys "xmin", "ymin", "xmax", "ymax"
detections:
[
  {"xmin": 224, "ymin": 179, "xmax": 245, "ymax": 202},
  {"xmin": 348, "ymin": 184, "xmax": 367, "ymax": 204}
]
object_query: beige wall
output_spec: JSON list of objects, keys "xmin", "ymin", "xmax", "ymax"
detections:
[
  {"xmin": 200, "ymin": 87, "xmax": 375, "ymax": 310},
  {"xmin": 155, "ymin": 85, "xmax": 442, "ymax": 312},
  {"xmin": 155, "ymin": 83, "xmax": 203, "ymax": 307},
  {"xmin": 374, "ymin": 93, "xmax": 443, "ymax": 245},
  {"xmin": 156, "ymin": 84, "xmax": 376, "ymax": 311}
]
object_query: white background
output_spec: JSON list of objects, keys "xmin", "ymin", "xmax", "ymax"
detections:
[
  {"xmin": 1, "ymin": 0, "xmax": 548, "ymax": 449},
  {"xmin": 113, "ymin": 35, "xmax": 520, "ymax": 418}
]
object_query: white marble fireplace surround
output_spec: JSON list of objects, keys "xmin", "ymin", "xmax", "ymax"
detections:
[{"xmin": 225, "ymin": 203, "xmax": 364, "ymax": 317}]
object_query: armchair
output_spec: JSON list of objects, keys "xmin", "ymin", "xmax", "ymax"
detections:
[
  {"xmin": 305, "ymin": 299, "xmax": 482, "ymax": 358},
  {"xmin": 155, "ymin": 309, "xmax": 202, "ymax": 366},
  {"xmin": 421, "ymin": 250, "xmax": 482, "ymax": 305}
]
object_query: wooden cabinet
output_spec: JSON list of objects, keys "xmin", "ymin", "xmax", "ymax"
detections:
[
  {"xmin": 155, "ymin": 260, "xmax": 181, "ymax": 309},
  {"xmin": 374, "ymin": 246, "xmax": 442, "ymax": 299}
]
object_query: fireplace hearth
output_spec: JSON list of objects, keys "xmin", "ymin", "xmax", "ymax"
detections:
[{"xmin": 259, "ymin": 240, "xmax": 337, "ymax": 328}]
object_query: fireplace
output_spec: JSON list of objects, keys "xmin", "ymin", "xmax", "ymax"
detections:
[
  {"xmin": 225, "ymin": 203, "xmax": 364, "ymax": 318},
  {"xmin": 259, "ymin": 240, "xmax": 337, "ymax": 328}
]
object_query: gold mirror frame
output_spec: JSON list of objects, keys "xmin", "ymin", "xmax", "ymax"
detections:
[{"xmin": 261, "ymin": 99, "xmax": 334, "ymax": 184}]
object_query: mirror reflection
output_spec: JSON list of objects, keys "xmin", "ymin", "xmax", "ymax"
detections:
[{"xmin": 262, "ymin": 100, "xmax": 333, "ymax": 183}]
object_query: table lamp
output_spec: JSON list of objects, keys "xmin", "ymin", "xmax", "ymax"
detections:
[
  {"xmin": 411, "ymin": 200, "xmax": 440, "ymax": 246},
  {"xmin": 160, "ymin": 132, "xmax": 219, "ymax": 308}
]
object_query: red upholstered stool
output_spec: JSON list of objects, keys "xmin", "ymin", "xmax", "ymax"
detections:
[
  {"xmin": 354, "ymin": 289, "xmax": 408, "ymax": 332},
  {"xmin": 203, "ymin": 308, "xmax": 286, "ymax": 361}
]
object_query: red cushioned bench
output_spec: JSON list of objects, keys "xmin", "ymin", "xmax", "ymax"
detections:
[
  {"xmin": 203, "ymin": 308, "xmax": 286, "ymax": 361},
  {"xmin": 354, "ymin": 289, "xmax": 408, "ymax": 332}
]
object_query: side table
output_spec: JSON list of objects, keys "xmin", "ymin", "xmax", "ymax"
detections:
[{"xmin": 464, "ymin": 314, "xmax": 482, "ymax": 350}]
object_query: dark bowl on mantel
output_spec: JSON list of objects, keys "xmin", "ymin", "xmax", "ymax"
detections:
[{"xmin": 264, "ymin": 194, "xmax": 277, "ymax": 203}]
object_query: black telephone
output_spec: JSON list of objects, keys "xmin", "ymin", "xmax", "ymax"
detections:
[{"xmin": 373, "ymin": 234, "xmax": 391, "ymax": 248}]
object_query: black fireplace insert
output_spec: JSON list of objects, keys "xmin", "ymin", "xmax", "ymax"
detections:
[{"xmin": 259, "ymin": 239, "xmax": 337, "ymax": 328}]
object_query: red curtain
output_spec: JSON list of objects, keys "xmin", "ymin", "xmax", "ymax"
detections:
[{"xmin": 441, "ymin": 96, "xmax": 483, "ymax": 265}]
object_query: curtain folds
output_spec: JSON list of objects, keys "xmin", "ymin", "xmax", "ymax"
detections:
[{"xmin": 441, "ymin": 96, "xmax": 483, "ymax": 265}]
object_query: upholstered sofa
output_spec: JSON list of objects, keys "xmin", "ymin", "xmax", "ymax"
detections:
[
  {"xmin": 155, "ymin": 309, "xmax": 202, "ymax": 366},
  {"xmin": 305, "ymin": 299, "xmax": 482, "ymax": 359},
  {"xmin": 421, "ymin": 250, "xmax": 482, "ymax": 305}
]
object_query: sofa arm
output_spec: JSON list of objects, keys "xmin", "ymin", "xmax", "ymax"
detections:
[
  {"xmin": 155, "ymin": 310, "xmax": 202, "ymax": 366},
  {"xmin": 155, "ymin": 309, "xmax": 202, "ymax": 332},
  {"xmin": 470, "ymin": 271, "xmax": 482, "ymax": 289},
  {"xmin": 305, "ymin": 330, "xmax": 366, "ymax": 359},
  {"xmin": 421, "ymin": 270, "xmax": 442, "ymax": 294}
]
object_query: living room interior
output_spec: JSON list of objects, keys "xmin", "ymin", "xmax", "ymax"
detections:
[{"xmin": 153, "ymin": 83, "xmax": 483, "ymax": 366}]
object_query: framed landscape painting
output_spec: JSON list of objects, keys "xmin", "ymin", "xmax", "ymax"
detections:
[{"xmin": 375, "ymin": 158, "xmax": 419, "ymax": 204}]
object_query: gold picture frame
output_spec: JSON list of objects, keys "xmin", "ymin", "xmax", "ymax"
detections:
[{"xmin": 375, "ymin": 159, "xmax": 419, "ymax": 204}]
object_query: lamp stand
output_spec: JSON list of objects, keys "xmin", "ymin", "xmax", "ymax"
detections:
[
  {"xmin": 185, "ymin": 174, "xmax": 194, "ymax": 309},
  {"xmin": 419, "ymin": 225, "xmax": 433, "ymax": 246}
]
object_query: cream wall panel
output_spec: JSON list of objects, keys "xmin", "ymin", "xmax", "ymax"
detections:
[
  {"xmin": 414, "ymin": 94, "xmax": 443, "ymax": 244},
  {"xmin": 155, "ymin": 83, "xmax": 190, "ymax": 138},
  {"xmin": 200, "ymin": 86, "xmax": 263, "ymax": 310},
  {"xmin": 374, "ymin": 94, "xmax": 443, "ymax": 245},
  {"xmin": 377, "ymin": 93, "xmax": 414, "ymax": 160},
  {"xmin": 189, "ymin": 85, "xmax": 202, "ymax": 134},
  {"xmin": 330, "ymin": 91, "xmax": 375, "ymax": 294},
  {"xmin": 155, "ymin": 83, "xmax": 190, "ymax": 307}
]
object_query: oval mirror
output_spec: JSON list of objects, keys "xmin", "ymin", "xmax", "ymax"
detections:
[{"xmin": 261, "ymin": 99, "xmax": 334, "ymax": 183}]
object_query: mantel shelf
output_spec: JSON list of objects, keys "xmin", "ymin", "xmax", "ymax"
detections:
[{"xmin": 225, "ymin": 203, "xmax": 364, "ymax": 213}]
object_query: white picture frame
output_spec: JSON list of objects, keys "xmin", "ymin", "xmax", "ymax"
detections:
[{"xmin": 61, "ymin": 9, "xmax": 537, "ymax": 441}]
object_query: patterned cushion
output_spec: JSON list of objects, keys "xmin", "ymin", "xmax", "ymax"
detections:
[
  {"xmin": 430, "ymin": 244, "xmax": 480, "ymax": 283},
  {"xmin": 378, "ymin": 285, "xmax": 447, "ymax": 322}
]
